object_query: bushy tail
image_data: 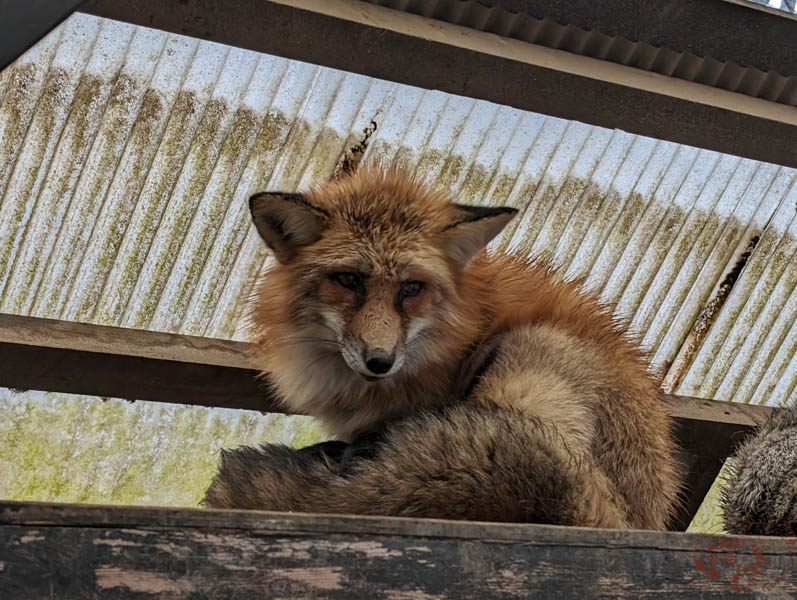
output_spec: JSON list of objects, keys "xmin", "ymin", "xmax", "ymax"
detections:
[
  {"xmin": 721, "ymin": 405, "xmax": 797, "ymax": 536},
  {"xmin": 204, "ymin": 404, "xmax": 628, "ymax": 528}
]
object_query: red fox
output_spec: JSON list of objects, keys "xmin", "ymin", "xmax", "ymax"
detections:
[{"xmin": 204, "ymin": 169, "xmax": 681, "ymax": 530}]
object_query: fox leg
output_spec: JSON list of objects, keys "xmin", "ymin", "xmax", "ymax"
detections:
[{"xmin": 204, "ymin": 405, "xmax": 628, "ymax": 528}]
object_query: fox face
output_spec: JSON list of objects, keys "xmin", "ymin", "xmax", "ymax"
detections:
[{"xmin": 248, "ymin": 171, "xmax": 516, "ymax": 405}]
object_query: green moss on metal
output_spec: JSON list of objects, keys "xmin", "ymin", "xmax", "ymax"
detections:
[
  {"xmin": 458, "ymin": 162, "xmax": 494, "ymax": 205},
  {"xmin": 0, "ymin": 63, "xmax": 38, "ymax": 189},
  {"xmin": 411, "ymin": 148, "xmax": 445, "ymax": 181},
  {"xmin": 0, "ymin": 391, "xmax": 327, "ymax": 506},
  {"xmin": 128, "ymin": 97, "xmax": 230, "ymax": 329},
  {"xmin": 269, "ymin": 119, "xmax": 313, "ymax": 190},
  {"xmin": 698, "ymin": 231, "xmax": 778, "ymax": 396},
  {"xmin": 687, "ymin": 462, "xmax": 730, "ymax": 533},
  {"xmin": 490, "ymin": 172, "xmax": 521, "ymax": 207},
  {"xmin": 0, "ymin": 68, "xmax": 68, "ymax": 288},
  {"xmin": 555, "ymin": 187, "xmax": 608, "ymax": 269},
  {"xmin": 10, "ymin": 73, "xmax": 112, "ymax": 315},
  {"xmin": 93, "ymin": 89, "xmax": 201, "ymax": 325},
  {"xmin": 438, "ymin": 154, "xmax": 467, "ymax": 190},
  {"xmin": 614, "ymin": 191, "xmax": 646, "ymax": 238},
  {"xmin": 183, "ymin": 110, "xmax": 294, "ymax": 335}
]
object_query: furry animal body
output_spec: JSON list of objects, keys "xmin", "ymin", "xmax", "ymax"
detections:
[
  {"xmin": 204, "ymin": 169, "xmax": 681, "ymax": 530},
  {"xmin": 722, "ymin": 405, "xmax": 796, "ymax": 536}
]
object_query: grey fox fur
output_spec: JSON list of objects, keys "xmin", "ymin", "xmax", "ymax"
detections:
[{"xmin": 721, "ymin": 404, "xmax": 797, "ymax": 536}]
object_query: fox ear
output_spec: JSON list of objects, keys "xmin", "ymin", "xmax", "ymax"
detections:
[
  {"xmin": 249, "ymin": 192, "xmax": 329, "ymax": 263},
  {"xmin": 442, "ymin": 204, "xmax": 518, "ymax": 265}
]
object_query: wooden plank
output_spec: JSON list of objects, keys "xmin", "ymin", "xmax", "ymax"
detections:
[
  {"xmin": 0, "ymin": 313, "xmax": 774, "ymax": 529},
  {"xmin": 1, "ymin": 501, "xmax": 795, "ymax": 598},
  {"xmin": 0, "ymin": 313, "xmax": 278, "ymax": 412},
  {"xmin": 78, "ymin": 0, "xmax": 797, "ymax": 170}
]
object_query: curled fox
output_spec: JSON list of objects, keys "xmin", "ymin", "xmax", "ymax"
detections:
[{"xmin": 204, "ymin": 169, "xmax": 681, "ymax": 529}]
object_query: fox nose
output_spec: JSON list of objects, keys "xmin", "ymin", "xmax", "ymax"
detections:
[{"xmin": 364, "ymin": 349, "xmax": 395, "ymax": 375}]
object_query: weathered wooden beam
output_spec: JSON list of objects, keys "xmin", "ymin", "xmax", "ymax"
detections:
[
  {"xmin": 1, "ymin": 501, "xmax": 795, "ymax": 598},
  {"xmin": 0, "ymin": 312, "xmax": 277, "ymax": 412},
  {"xmin": 0, "ymin": 313, "xmax": 774, "ymax": 530},
  {"xmin": 78, "ymin": 0, "xmax": 797, "ymax": 169}
]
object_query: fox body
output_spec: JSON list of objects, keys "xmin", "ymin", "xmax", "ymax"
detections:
[{"xmin": 204, "ymin": 169, "xmax": 680, "ymax": 529}]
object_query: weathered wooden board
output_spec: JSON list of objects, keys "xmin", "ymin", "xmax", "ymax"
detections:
[
  {"xmin": 0, "ymin": 313, "xmax": 277, "ymax": 412},
  {"xmin": 0, "ymin": 313, "xmax": 776, "ymax": 530},
  {"xmin": 1, "ymin": 501, "xmax": 794, "ymax": 599}
]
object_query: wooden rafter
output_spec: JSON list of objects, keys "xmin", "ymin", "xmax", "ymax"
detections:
[{"xmin": 0, "ymin": 0, "xmax": 87, "ymax": 70}]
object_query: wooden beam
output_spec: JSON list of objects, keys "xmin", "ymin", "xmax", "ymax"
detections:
[
  {"xmin": 0, "ymin": 313, "xmax": 774, "ymax": 529},
  {"xmin": 469, "ymin": 0, "xmax": 797, "ymax": 73},
  {"xmin": 78, "ymin": 0, "xmax": 797, "ymax": 169},
  {"xmin": 1, "ymin": 501, "xmax": 795, "ymax": 598},
  {"xmin": 0, "ymin": 313, "xmax": 278, "ymax": 412}
]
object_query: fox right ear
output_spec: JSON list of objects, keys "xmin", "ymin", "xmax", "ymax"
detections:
[
  {"xmin": 442, "ymin": 204, "xmax": 518, "ymax": 265},
  {"xmin": 249, "ymin": 192, "xmax": 329, "ymax": 263}
]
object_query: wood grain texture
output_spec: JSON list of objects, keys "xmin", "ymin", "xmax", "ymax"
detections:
[
  {"xmin": 1, "ymin": 501, "xmax": 795, "ymax": 599},
  {"xmin": 0, "ymin": 313, "xmax": 279, "ymax": 412},
  {"xmin": 0, "ymin": 313, "xmax": 777, "ymax": 529}
]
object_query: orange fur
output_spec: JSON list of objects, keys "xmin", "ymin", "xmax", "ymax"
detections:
[{"xmin": 220, "ymin": 168, "xmax": 681, "ymax": 529}]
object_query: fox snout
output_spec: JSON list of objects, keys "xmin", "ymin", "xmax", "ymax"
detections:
[
  {"xmin": 340, "ymin": 336, "xmax": 406, "ymax": 381},
  {"xmin": 363, "ymin": 349, "xmax": 395, "ymax": 375}
]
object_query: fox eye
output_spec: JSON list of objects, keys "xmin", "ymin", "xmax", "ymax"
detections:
[
  {"xmin": 399, "ymin": 281, "xmax": 425, "ymax": 299},
  {"xmin": 330, "ymin": 272, "xmax": 361, "ymax": 291}
]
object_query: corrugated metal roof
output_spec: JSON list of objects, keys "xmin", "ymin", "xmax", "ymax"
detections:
[
  {"xmin": 747, "ymin": 0, "xmax": 797, "ymax": 15},
  {"xmin": 364, "ymin": 0, "xmax": 797, "ymax": 106},
  {"xmin": 1, "ymin": 12, "xmax": 795, "ymax": 408},
  {"xmin": 0, "ymin": 13, "xmax": 795, "ymax": 516}
]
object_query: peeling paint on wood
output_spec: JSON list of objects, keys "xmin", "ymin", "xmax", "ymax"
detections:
[
  {"xmin": 1, "ymin": 502, "xmax": 796, "ymax": 599},
  {"xmin": 95, "ymin": 567, "xmax": 198, "ymax": 594}
]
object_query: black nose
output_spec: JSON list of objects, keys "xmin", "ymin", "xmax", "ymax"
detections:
[{"xmin": 364, "ymin": 350, "xmax": 395, "ymax": 375}]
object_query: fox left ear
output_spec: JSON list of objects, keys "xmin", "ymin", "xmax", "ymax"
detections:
[
  {"xmin": 442, "ymin": 204, "xmax": 518, "ymax": 265},
  {"xmin": 249, "ymin": 192, "xmax": 329, "ymax": 263}
]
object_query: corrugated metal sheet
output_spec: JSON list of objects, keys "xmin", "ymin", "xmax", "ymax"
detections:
[
  {"xmin": 1, "ymin": 12, "xmax": 795, "ymax": 406},
  {"xmin": 365, "ymin": 0, "xmax": 797, "ymax": 105},
  {"xmin": 0, "ymin": 13, "xmax": 795, "ymax": 509},
  {"xmin": 748, "ymin": 0, "xmax": 797, "ymax": 15}
]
